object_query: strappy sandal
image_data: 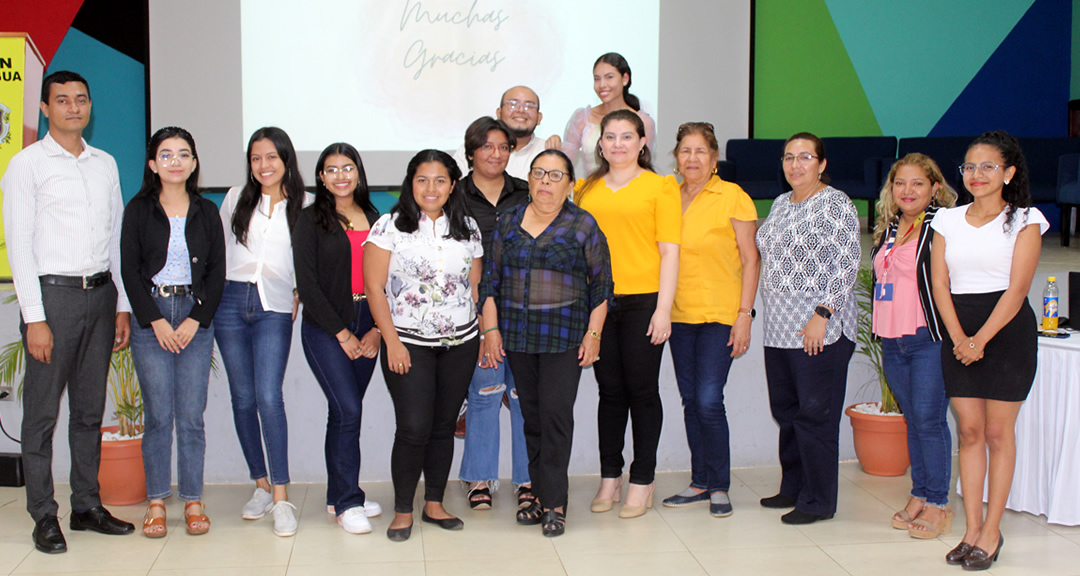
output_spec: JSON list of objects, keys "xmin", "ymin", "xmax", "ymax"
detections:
[
  {"xmin": 541, "ymin": 509, "xmax": 566, "ymax": 537},
  {"xmin": 891, "ymin": 496, "xmax": 925, "ymax": 529},
  {"xmin": 142, "ymin": 502, "xmax": 167, "ymax": 538},
  {"xmin": 517, "ymin": 485, "xmax": 537, "ymax": 510},
  {"xmin": 184, "ymin": 501, "xmax": 211, "ymax": 536},
  {"xmin": 908, "ymin": 504, "xmax": 953, "ymax": 539},
  {"xmin": 516, "ymin": 499, "xmax": 543, "ymax": 525},
  {"xmin": 468, "ymin": 484, "xmax": 492, "ymax": 510}
]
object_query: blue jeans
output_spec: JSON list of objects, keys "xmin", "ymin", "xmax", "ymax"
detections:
[
  {"xmin": 214, "ymin": 281, "xmax": 293, "ymax": 485},
  {"xmin": 300, "ymin": 301, "xmax": 377, "ymax": 515},
  {"xmin": 130, "ymin": 294, "xmax": 214, "ymax": 501},
  {"xmin": 669, "ymin": 322, "xmax": 735, "ymax": 493},
  {"xmin": 459, "ymin": 361, "xmax": 530, "ymax": 487},
  {"xmin": 881, "ymin": 327, "xmax": 951, "ymax": 506}
]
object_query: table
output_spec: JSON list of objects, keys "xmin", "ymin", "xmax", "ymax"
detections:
[{"xmin": 1007, "ymin": 335, "xmax": 1080, "ymax": 525}]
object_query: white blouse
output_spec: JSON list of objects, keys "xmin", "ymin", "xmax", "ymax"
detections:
[
  {"xmin": 219, "ymin": 186, "xmax": 314, "ymax": 313},
  {"xmin": 365, "ymin": 212, "xmax": 483, "ymax": 346},
  {"xmin": 930, "ymin": 205, "xmax": 1048, "ymax": 294}
]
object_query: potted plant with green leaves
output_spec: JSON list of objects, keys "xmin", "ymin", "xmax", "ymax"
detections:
[{"xmin": 844, "ymin": 265, "xmax": 911, "ymax": 476}]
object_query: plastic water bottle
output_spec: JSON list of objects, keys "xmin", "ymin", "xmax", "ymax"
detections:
[{"xmin": 1042, "ymin": 276, "xmax": 1059, "ymax": 331}]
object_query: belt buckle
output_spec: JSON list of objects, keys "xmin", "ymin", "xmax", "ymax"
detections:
[{"xmin": 82, "ymin": 276, "xmax": 89, "ymax": 290}]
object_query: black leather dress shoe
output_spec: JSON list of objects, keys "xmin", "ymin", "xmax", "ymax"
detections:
[
  {"xmin": 780, "ymin": 509, "xmax": 834, "ymax": 525},
  {"xmin": 421, "ymin": 510, "xmax": 464, "ymax": 530},
  {"xmin": 759, "ymin": 494, "xmax": 797, "ymax": 509},
  {"xmin": 69, "ymin": 506, "xmax": 135, "ymax": 535},
  {"xmin": 33, "ymin": 516, "xmax": 67, "ymax": 554},
  {"xmin": 946, "ymin": 541, "xmax": 974, "ymax": 565}
]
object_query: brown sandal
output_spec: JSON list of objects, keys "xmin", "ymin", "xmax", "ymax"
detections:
[
  {"xmin": 908, "ymin": 505, "xmax": 953, "ymax": 539},
  {"xmin": 142, "ymin": 502, "xmax": 167, "ymax": 538},
  {"xmin": 891, "ymin": 497, "xmax": 925, "ymax": 529},
  {"xmin": 184, "ymin": 501, "xmax": 210, "ymax": 535}
]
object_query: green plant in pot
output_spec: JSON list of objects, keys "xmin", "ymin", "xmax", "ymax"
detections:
[{"xmin": 853, "ymin": 265, "xmax": 900, "ymax": 414}]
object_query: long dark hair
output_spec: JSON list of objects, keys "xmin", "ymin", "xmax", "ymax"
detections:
[
  {"xmin": 312, "ymin": 142, "xmax": 377, "ymax": 233},
  {"xmin": 595, "ymin": 52, "xmax": 640, "ymax": 111},
  {"xmin": 968, "ymin": 130, "xmax": 1031, "ymax": 234},
  {"xmin": 393, "ymin": 149, "xmax": 472, "ymax": 241},
  {"xmin": 578, "ymin": 109, "xmax": 653, "ymax": 199},
  {"xmin": 136, "ymin": 126, "xmax": 200, "ymax": 199},
  {"xmin": 231, "ymin": 127, "xmax": 306, "ymax": 246}
]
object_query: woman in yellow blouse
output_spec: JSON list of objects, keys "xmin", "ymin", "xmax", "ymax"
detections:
[
  {"xmin": 662, "ymin": 123, "xmax": 759, "ymax": 518},
  {"xmin": 575, "ymin": 109, "xmax": 681, "ymax": 519}
]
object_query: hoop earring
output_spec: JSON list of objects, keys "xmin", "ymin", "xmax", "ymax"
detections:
[
  {"xmin": 598, "ymin": 150, "xmax": 604, "ymax": 158},
  {"xmin": 639, "ymin": 148, "xmax": 644, "ymax": 156},
  {"xmin": 712, "ymin": 167, "xmax": 718, "ymax": 175},
  {"xmin": 673, "ymin": 167, "xmax": 680, "ymax": 175}
]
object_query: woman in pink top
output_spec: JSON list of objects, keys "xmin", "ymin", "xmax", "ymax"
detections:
[
  {"xmin": 561, "ymin": 53, "xmax": 656, "ymax": 175},
  {"xmin": 869, "ymin": 153, "xmax": 956, "ymax": 539}
]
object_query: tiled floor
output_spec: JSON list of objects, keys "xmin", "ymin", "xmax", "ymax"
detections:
[{"xmin": 2, "ymin": 463, "xmax": 1079, "ymax": 576}]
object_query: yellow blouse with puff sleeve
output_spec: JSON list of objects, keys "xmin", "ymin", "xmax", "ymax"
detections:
[{"xmin": 574, "ymin": 172, "xmax": 681, "ymax": 295}]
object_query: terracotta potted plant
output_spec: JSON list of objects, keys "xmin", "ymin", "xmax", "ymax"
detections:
[
  {"xmin": 98, "ymin": 346, "xmax": 146, "ymax": 505},
  {"xmin": 846, "ymin": 266, "xmax": 911, "ymax": 476}
]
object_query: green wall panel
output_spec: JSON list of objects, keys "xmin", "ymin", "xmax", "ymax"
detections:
[{"xmin": 754, "ymin": 0, "xmax": 881, "ymax": 138}]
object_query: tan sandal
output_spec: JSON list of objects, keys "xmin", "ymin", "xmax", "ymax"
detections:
[
  {"xmin": 908, "ymin": 505, "xmax": 952, "ymax": 539},
  {"xmin": 891, "ymin": 497, "xmax": 925, "ymax": 529},
  {"xmin": 142, "ymin": 502, "xmax": 167, "ymax": 538},
  {"xmin": 184, "ymin": 501, "xmax": 210, "ymax": 536}
]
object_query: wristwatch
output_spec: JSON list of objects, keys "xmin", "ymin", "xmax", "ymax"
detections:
[
  {"xmin": 814, "ymin": 305, "xmax": 832, "ymax": 320},
  {"xmin": 739, "ymin": 308, "xmax": 756, "ymax": 320}
]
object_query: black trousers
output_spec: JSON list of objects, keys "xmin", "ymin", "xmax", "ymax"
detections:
[
  {"xmin": 21, "ymin": 281, "xmax": 118, "ymax": 522},
  {"xmin": 507, "ymin": 349, "xmax": 583, "ymax": 510},
  {"xmin": 381, "ymin": 338, "xmax": 478, "ymax": 514},
  {"xmin": 594, "ymin": 293, "xmax": 665, "ymax": 485},
  {"xmin": 764, "ymin": 336, "xmax": 855, "ymax": 516}
]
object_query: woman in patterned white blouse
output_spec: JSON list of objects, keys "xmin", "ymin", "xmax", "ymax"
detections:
[
  {"xmin": 754, "ymin": 132, "xmax": 861, "ymax": 525},
  {"xmin": 364, "ymin": 150, "xmax": 483, "ymax": 542}
]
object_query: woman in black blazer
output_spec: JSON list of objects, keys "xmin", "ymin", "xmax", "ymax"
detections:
[
  {"xmin": 120, "ymin": 126, "xmax": 226, "ymax": 537},
  {"xmin": 293, "ymin": 142, "xmax": 382, "ymax": 535}
]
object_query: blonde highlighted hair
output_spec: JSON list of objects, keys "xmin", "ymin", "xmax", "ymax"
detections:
[{"xmin": 872, "ymin": 153, "xmax": 958, "ymax": 244}]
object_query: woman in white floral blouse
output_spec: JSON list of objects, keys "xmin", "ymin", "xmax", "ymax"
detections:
[
  {"xmin": 364, "ymin": 149, "xmax": 484, "ymax": 542},
  {"xmin": 754, "ymin": 132, "xmax": 861, "ymax": 526}
]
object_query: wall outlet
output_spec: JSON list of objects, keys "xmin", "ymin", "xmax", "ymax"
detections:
[{"xmin": 0, "ymin": 386, "xmax": 13, "ymax": 402}]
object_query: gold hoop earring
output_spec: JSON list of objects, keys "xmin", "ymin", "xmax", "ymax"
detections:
[
  {"xmin": 712, "ymin": 167, "xmax": 718, "ymax": 175},
  {"xmin": 673, "ymin": 167, "xmax": 680, "ymax": 175}
]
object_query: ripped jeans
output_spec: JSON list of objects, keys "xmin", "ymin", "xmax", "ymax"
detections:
[{"xmin": 459, "ymin": 361, "xmax": 530, "ymax": 487}]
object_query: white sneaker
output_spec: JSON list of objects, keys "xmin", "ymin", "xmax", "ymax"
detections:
[
  {"xmin": 241, "ymin": 487, "xmax": 274, "ymax": 520},
  {"xmin": 338, "ymin": 506, "xmax": 372, "ymax": 534},
  {"xmin": 271, "ymin": 501, "xmax": 298, "ymax": 537},
  {"xmin": 327, "ymin": 501, "xmax": 381, "ymax": 517}
]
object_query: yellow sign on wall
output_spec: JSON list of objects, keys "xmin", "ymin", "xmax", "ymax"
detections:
[{"xmin": 0, "ymin": 33, "xmax": 46, "ymax": 282}]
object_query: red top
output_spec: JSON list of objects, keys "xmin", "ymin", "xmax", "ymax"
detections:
[{"xmin": 347, "ymin": 229, "xmax": 369, "ymax": 295}]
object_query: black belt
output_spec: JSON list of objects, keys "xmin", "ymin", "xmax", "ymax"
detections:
[
  {"xmin": 40, "ymin": 272, "xmax": 111, "ymax": 290},
  {"xmin": 152, "ymin": 285, "xmax": 193, "ymax": 297}
]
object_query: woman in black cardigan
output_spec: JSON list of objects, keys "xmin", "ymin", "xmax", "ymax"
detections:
[
  {"xmin": 293, "ymin": 142, "xmax": 382, "ymax": 535},
  {"xmin": 121, "ymin": 126, "xmax": 226, "ymax": 537}
]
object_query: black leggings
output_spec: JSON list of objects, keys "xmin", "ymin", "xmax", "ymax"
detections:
[{"xmin": 382, "ymin": 338, "xmax": 479, "ymax": 514}]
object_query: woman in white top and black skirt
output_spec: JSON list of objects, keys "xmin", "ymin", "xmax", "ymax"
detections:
[{"xmin": 930, "ymin": 131, "xmax": 1047, "ymax": 570}]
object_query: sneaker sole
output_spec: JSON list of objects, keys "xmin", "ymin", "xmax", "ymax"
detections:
[
  {"xmin": 242, "ymin": 506, "xmax": 272, "ymax": 520},
  {"xmin": 339, "ymin": 520, "xmax": 373, "ymax": 534},
  {"xmin": 274, "ymin": 527, "xmax": 297, "ymax": 537},
  {"xmin": 711, "ymin": 508, "xmax": 734, "ymax": 518},
  {"xmin": 662, "ymin": 499, "xmax": 710, "ymax": 508}
]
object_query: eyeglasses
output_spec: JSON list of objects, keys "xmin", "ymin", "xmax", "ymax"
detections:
[
  {"xmin": 502, "ymin": 99, "xmax": 539, "ymax": 113},
  {"xmin": 480, "ymin": 143, "xmax": 512, "ymax": 154},
  {"xmin": 781, "ymin": 153, "xmax": 818, "ymax": 165},
  {"xmin": 323, "ymin": 165, "xmax": 357, "ymax": 177},
  {"xmin": 958, "ymin": 162, "xmax": 1004, "ymax": 176},
  {"xmin": 157, "ymin": 151, "xmax": 193, "ymax": 164},
  {"xmin": 530, "ymin": 167, "xmax": 567, "ymax": 182}
]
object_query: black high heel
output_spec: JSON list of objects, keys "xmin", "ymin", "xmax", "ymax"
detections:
[{"xmin": 962, "ymin": 532, "xmax": 1003, "ymax": 571}]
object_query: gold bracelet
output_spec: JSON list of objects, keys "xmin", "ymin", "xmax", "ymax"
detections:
[
  {"xmin": 587, "ymin": 329, "xmax": 601, "ymax": 341},
  {"xmin": 968, "ymin": 338, "xmax": 982, "ymax": 353}
]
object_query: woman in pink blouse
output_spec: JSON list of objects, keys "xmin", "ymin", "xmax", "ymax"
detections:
[{"xmin": 561, "ymin": 53, "xmax": 656, "ymax": 175}]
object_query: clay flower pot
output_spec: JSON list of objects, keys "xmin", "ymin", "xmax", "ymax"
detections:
[
  {"xmin": 98, "ymin": 425, "xmax": 146, "ymax": 506},
  {"xmin": 845, "ymin": 403, "xmax": 910, "ymax": 477}
]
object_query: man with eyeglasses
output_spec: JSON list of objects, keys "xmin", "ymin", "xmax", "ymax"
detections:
[
  {"xmin": 1, "ymin": 70, "xmax": 136, "ymax": 554},
  {"xmin": 453, "ymin": 86, "xmax": 562, "ymax": 180}
]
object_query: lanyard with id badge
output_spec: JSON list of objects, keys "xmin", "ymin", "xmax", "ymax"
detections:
[{"xmin": 876, "ymin": 212, "xmax": 925, "ymax": 302}]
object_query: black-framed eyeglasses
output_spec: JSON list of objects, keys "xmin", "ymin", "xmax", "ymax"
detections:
[{"xmin": 529, "ymin": 167, "xmax": 567, "ymax": 182}]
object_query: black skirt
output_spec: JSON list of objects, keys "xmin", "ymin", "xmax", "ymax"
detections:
[{"xmin": 941, "ymin": 291, "xmax": 1037, "ymax": 402}]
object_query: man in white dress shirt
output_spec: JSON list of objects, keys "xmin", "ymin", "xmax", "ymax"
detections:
[
  {"xmin": 452, "ymin": 86, "xmax": 562, "ymax": 179},
  {"xmin": 1, "ymin": 70, "xmax": 135, "ymax": 553}
]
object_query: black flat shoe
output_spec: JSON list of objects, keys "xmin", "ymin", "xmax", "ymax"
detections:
[
  {"xmin": 386, "ymin": 524, "xmax": 413, "ymax": 542},
  {"xmin": 946, "ymin": 541, "xmax": 974, "ymax": 565},
  {"xmin": 780, "ymin": 509, "xmax": 834, "ymax": 525},
  {"xmin": 70, "ymin": 506, "xmax": 135, "ymax": 535},
  {"xmin": 962, "ymin": 533, "xmax": 1003, "ymax": 571},
  {"xmin": 32, "ymin": 516, "xmax": 66, "ymax": 554},
  {"xmin": 541, "ymin": 509, "xmax": 565, "ymax": 537},
  {"xmin": 760, "ymin": 494, "xmax": 797, "ymax": 509},
  {"xmin": 421, "ymin": 510, "xmax": 464, "ymax": 530}
]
